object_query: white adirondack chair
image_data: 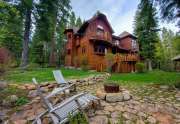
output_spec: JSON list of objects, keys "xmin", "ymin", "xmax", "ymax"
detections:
[
  {"xmin": 32, "ymin": 78, "xmax": 100, "ymax": 124},
  {"xmin": 53, "ymin": 70, "xmax": 76, "ymax": 92}
]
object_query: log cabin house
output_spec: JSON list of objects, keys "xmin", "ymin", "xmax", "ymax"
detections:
[{"xmin": 64, "ymin": 12, "xmax": 139, "ymax": 73}]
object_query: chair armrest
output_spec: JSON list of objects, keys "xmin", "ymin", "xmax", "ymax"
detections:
[
  {"xmin": 50, "ymin": 92, "xmax": 87, "ymax": 112},
  {"xmin": 45, "ymin": 84, "xmax": 74, "ymax": 99},
  {"xmin": 32, "ymin": 110, "xmax": 48, "ymax": 124}
]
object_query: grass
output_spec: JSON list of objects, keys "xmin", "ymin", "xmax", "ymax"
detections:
[
  {"xmin": 1, "ymin": 68, "xmax": 101, "ymax": 83},
  {"xmin": 108, "ymin": 70, "xmax": 180, "ymax": 86}
]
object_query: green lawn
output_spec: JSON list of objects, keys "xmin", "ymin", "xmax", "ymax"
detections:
[
  {"xmin": 108, "ymin": 71, "xmax": 180, "ymax": 86},
  {"xmin": 2, "ymin": 68, "xmax": 101, "ymax": 83}
]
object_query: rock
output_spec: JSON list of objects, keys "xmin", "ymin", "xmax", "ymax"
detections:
[
  {"xmin": 136, "ymin": 119, "xmax": 145, "ymax": 124},
  {"xmin": 123, "ymin": 91, "xmax": 131, "ymax": 101},
  {"xmin": 9, "ymin": 95, "xmax": 18, "ymax": 103},
  {"xmin": 89, "ymin": 115, "xmax": 108, "ymax": 124},
  {"xmin": 0, "ymin": 82, "xmax": 8, "ymax": 90},
  {"xmin": 106, "ymin": 93, "xmax": 123, "ymax": 102},
  {"xmin": 24, "ymin": 84, "xmax": 36, "ymax": 90},
  {"xmin": 13, "ymin": 119, "xmax": 27, "ymax": 124},
  {"xmin": 111, "ymin": 111, "xmax": 120, "ymax": 119},
  {"xmin": 137, "ymin": 112, "xmax": 147, "ymax": 119},
  {"xmin": 95, "ymin": 110, "xmax": 110, "ymax": 116},
  {"xmin": 153, "ymin": 112, "xmax": 174, "ymax": 124},
  {"xmin": 122, "ymin": 112, "xmax": 137, "ymax": 120},
  {"xmin": 104, "ymin": 105, "xmax": 115, "ymax": 112},
  {"xmin": 159, "ymin": 85, "xmax": 169, "ymax": 90},
  {"xmin": 147, "ymin": 116, "xmax": 157, "ymax": 124},
  {"xmin": 28, "ymin": 90, "xmax": 38, "ymax": 98},
  {"xmin": 96, "ymin": 89, "xmax": 106, "ymax": 100}
]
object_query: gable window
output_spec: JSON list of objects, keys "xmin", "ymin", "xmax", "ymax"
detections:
[{"xmin": 97, "ymin": 25, "xmax": 104, "ymax": 36}]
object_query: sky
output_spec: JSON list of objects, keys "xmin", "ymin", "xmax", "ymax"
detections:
[{"xmin": 70, "ymin": 0, "xmax": 178, "ymax": 35}]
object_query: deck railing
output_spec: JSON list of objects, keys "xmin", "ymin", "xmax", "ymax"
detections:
[
  {"xmin": 114, "ymin": 53, "xmax": 138, "ymax": 62},
  {"xmin": 89, "ymin": 32, "xmax": 111, "ymax": 42}
]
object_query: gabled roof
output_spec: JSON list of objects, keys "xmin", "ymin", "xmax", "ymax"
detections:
[
  {"xmin": 119, "ymin": 31, "xmax": 137, "ymax": 39},
  {"xmin": 77, "ymin": 12, "xmax": 114, "ymax": 34}
]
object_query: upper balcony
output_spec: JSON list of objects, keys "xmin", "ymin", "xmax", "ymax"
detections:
[{"xmin": 89, "ymin": 32, "xmax": 112, "ymax": 44}]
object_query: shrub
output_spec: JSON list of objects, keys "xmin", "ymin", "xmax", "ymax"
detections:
[
  {"xmin": 69, "ymin": 112, "xmax": 88, "ymax": 124},
  {"xmin": 81, "ymin": 56, "xmax": 89, "ymax": 71},
  {"xmin": 105, "ymin": 53, "xmax": 114, "ymax": 73},
  {"xmin": 135, "ymin": 62, "xmax": 145, "ymax": 73},
  {"xmin": 15, "ymin": 97, "xmax": 29, "ymax": 106}
]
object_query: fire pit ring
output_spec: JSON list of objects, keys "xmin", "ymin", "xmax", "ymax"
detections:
[{"xmin": 104, "ymin": 83, "xmax": 119, "ymax": 93}]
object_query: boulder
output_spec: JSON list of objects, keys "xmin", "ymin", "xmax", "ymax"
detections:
[
  {"xmin": 28, "ymin": 90, "xmax": 38, "ymax": 98},
  {"xmin": 0, "ymin": 81, "xmax": 8, "ymax": 90},
  {"xmin": 89, "ymin": 115, "xmax": 108, "ymax": 124},
  {"xmin": 96, "ymin": 89, "xmax": 106, "ymax": 100},
  {"xmin": 106, "ymin": 93, "xmax": 124, "ymax": 102},
  {"xmin": 147, "ymin": 116, "xmax": 157, "ymax": 124}
]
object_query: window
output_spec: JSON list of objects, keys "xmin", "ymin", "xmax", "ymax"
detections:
[
  {"xmin": 96, "ymin": 25, "xmax": 104, "ymax": 36},
  {"xmin": 68, "ymin": 34, "xmax": 72, "ymax": 39},
  {"xmin": 82, "ymin": 47, "xmax": 86, "ymax": 54},
  {"xmin": 132, "ymin": 39, "xmax": 137, "ymax": 49},
  {"xmin": 67, "ymin": 49, "xmax": 71, "ymax": 55},
  {"xmin": 94, "ymin": 45, "xmax": 106, "ymax": 55}
]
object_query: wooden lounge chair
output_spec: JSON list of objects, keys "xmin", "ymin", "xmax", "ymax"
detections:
[
  {"xmin": 32, "ymin": 78, "xmax": 100, "ymax": 124},
  {"xmin": 53, "ymin": 70, "xmax": 76, "ymax": 92}
]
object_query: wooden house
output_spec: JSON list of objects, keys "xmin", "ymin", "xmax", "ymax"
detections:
[{"xmin": 64, "ymin": 12, "xmax": 139, "ymax": 73}]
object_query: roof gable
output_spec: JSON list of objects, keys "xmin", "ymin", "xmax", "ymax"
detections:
[{"xmin": 78, "ymin": 12, "xmax": 114, "ymax": 34}]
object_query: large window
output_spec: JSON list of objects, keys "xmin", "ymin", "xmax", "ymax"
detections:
[{"xmin": 94, "ymin": 45, "xmax": 106, "ymax": 55}]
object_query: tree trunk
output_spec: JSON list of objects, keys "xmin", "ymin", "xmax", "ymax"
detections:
[
  {"xmin": 20, "ymin": 9, "xmax": 32, "ymax": 68},
  {"xmin": 49, "ymin": 13, "xmax": 57, "ymax": 67},
  {"xmin": 147, "ymin": 59, "xmax": 152, "ymax": 71}
]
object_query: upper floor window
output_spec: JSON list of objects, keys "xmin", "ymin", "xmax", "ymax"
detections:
[{"xmin": 132, "ymin": 39, "xmax": 137, "ymax": 49}]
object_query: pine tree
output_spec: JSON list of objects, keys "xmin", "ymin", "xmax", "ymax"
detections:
[
  {"xmin": 69, "ymin": 11, "xmax": 76, "ymax": 27},
  {"xmin": 76, "ymin": 17, "xmax": 82, "ymax": 27},
  {"xmin": 0, "ymin": 1, "xmax": 23, "ymax": 62},
  {"xmin": 134, "ymin": 0, "xmax": 159, "ymax": 71},
  {"xmin": 155, "ymin": 0, "xmax": 180, "ymax": 28}
]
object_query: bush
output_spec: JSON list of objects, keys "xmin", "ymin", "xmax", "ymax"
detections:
[
  {"xmin": 15, "ymin": 97, "xmax": 29, "ymax": 106},
  {"xmin": 105, "ymin": 53, "xmax": 114, "ymax": 73},
  {"xmin": 69, "ymin": 112, "xmax": 88, "ymax": 124},
  {"xmin": 135, "ymin": 62, "xmax": 145, "ymax": 73},
  {"xmin": 81, "ymin": 56, "xmax": 89, "ymax": 71}
]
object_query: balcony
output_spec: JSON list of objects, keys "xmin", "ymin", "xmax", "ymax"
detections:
[
  {"xmin": 89, "ymin": 32, "xmax": 112, "ymax": 43},
  {"xmin": 114, "ymin": 53, "xmax": 138, "ymax": 62}
]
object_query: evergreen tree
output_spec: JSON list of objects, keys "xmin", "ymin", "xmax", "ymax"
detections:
[
  {"xmin": 0, "ymin": 1, "xmax": 23, "ymax": 62},
  {"xmin": 69, "ymin": 11, "xmax": 76, "ymax": 27},
  {"xmin": 155, "ymin": 0, "xmax": 180, "ymax": 28},
  {"xmin": 32, "ymin": 0, "xmax": 71, "ymax": 66},
  {"xmin": 134, "ymin": 0, "xmax": 159, "ymax": 71},
  {"xmin": 76, "ymin": 16, "xmax": 82, "ymax": 27}
]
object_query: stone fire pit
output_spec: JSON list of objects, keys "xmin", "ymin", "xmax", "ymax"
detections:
[{"xmin": 96, "ymin": 83, "xmax": 132, "ymax": 102}]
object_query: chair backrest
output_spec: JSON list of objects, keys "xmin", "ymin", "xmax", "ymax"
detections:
[
  {"xmin": 32, "ymin": 78, "xmax": 53, "ymax": 110},
  {"xmin": 53, "ymin": 70, "xmax": 67, "ymax": 84}
]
